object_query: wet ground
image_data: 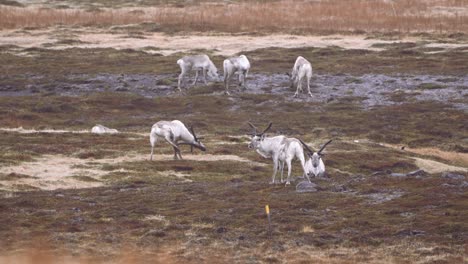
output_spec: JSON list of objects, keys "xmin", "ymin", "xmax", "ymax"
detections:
[{"xmin": 2, "ymin": 73, "xmax": 467, "ymax": 110}]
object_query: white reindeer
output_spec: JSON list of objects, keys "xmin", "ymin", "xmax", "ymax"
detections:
[
  {"xmin": 247, "ymin": 122, "xmax": 308, "ymax": 185},
  {"xmin": 299, "ymin": 139, "xmax": 332, "ymax": 178},
  {"xmin": 177, "ymin": 54, "xmax": 218, "ymax": 91},
  {"xmin": 277, "ymin": 138, "xmax": 309, "ymax": 185},
  {"xmin": 288, "ymin": 56, "xmax": 313, "ymax": 97},
  {"xmin": 150, "ymin": 120, "xmax": 206, "ymax": 161},
  {"xmin": 223, "ymin": 55, "xmax": 250, "ymax": 95},
  {"xmin": 91, "ymin": 124, "xmax": 118, "ymax": 134}
]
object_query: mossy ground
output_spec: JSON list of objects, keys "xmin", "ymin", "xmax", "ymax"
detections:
[{"xmin": 0, "ymin": 40, "xmax": 467, "ymax": 262}]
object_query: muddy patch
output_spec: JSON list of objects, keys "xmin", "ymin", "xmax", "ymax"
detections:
[{"xmin": 2, "ymin": 73, "xmax": 467, "ymax": 110}]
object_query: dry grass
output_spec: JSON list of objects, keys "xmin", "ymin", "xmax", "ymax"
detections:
[{"xmin": 1, "ymin": 0, "xmax": 468, "ymax": 33}]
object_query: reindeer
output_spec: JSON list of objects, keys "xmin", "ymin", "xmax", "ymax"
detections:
[
  {"xmin": 288, "ymin": 56, "xmax": 313, "ymax": 97},
  {"xmin": 177, "ymin": 54, "xmax": 219, "ymax": 91},
  {"xmin": 277, "ymin": 137, "xmax": 309, "ymax": 185},
  {"xmin": 247, "ymin": 122, "xmax": 307, "ymax": 185},
  {"xmin": 299, "ymin": 139, "xmax": 332, "ymax": 178},
  {"xmin": 223, "ymin": 55, "xmax": 250, "ymax": 95},
  {"xmin": 150, "ymin": 120, "xmax": 206, "ymax": 161},
  {"xmin": 91, "ymin": 124, "xmax": 118, "ymax": 134}
]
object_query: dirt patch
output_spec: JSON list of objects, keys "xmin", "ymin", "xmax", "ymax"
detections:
[
  {"xmin": 0, "ymin": 29, "xmax": 441, "ymax": 56},
  {"xmin": 383, "ymin": 143, "xmax": 468, "ymax": 167},
  {"xmin": 413, "ymin": 157, "xmax": 467, "ymax": 174},
  {"xmin": 0, "ymin": 127, "xmax": 89, "ymax": 134},
  {"xmin": 0, "ymin": 153, "xmax": 263, "ymax": 191},
  {"xmin": 0, "ymin": 155, "xmax": 104, "ymax": 191}
]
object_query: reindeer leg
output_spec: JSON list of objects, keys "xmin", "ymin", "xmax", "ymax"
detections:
[
  {"xmin": 172, "ymin": 146, "xmax": 179, "ymax": 160},
  {"xmin": 293, "ymin": 85, "xmax": 299, "ymax": 98},
  {"xmin": 178, "ymin": 72, "xmax": 184, "ymax": 91},
  {"xmin": 203, "ymin": 67, "xmax": 208, "ymax": 85},
  {"xmin": 279, "ymin": 161, "xmax": 285, "ymax": 183},
  {"xmin": 224, "ymin": 71, "xmax": 231, "ymax": 95},
  {"xmin": 307, "ymin": 76, "xmax": 312, "ymax": 97},
  {"xmin": 285, "ymin": 158, "xmax": 292, "ymax": 185},
  {"xmin": 242, "ymin": 69, "xmax": 248, "ymax": 89},
  {"xmin": 164, "ymin": 135, "xmax": 180, "ymax": 160},
  {"xmin": 271, "ymin": 155, "xmax": 279, "ymax": 184},
  {"xmin": 178, "ymin": 149, "xmax": 183, "ymax": 160},
  {"xmin": 150, "ymin": 133, "xmax": 157, "ymax": 161},
  {"xmin": 192, "ymin": 69, "xmax": 200, "ymax": 86}
]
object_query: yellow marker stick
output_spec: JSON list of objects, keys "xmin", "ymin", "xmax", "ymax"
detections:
[{"xmin": 265, "ymin": 205, "xmax": 270, "ymax": 215}]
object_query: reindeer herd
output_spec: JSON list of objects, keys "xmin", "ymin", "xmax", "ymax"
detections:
[
  {"xmin": 148, "ymin": 54, "xmax": 325, "ymax": 186},
  {"xmin": 149, "ymin": 120, "xmax": 331, "ymax": 186},
  {"xmin": 177, "ymin": 54, "xmax": 312, "ymax": 97}
]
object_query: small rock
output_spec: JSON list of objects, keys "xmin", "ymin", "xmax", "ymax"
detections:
[
  {"xmin": 143, "ymin": 229, "xmax": 166, "ymax": 238},
  {"xmin": 390, "ymin": 173, "xmax": 407, "ymax": 177},
  {"xmin": 216, "ymin": 227, "xmax": 227, "ymax": 233},
  {"xmin": 371, "ymin": 171, "xmax": 387, "ymax": 176},
  {"xmin": 407, "ymin": 169, "xmax": 427, "ymax": 177},
  {"xmin": 332, "ymin": 185, "xmax": 348, "ymax": 192},
  {"xmin": 396, "ymin": 229, "xmax": 426, "ymax": 237},
  {"xmin": 296, "ymin": 181, "xmax": 318, "ymax": 193},
  {"xmin": 441, "ymin": 172, "xmax": 465, "ymax": 180}
]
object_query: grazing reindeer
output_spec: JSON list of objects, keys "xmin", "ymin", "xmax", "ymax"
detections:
[
  {"xmin": 150, "ymin": 120, "xmax": 206, "ymax": 161},
  {"xmin": 288, "ymin": 56, "xmax": 313, "ymax": 97},
  {"xmin": 223, "ymin": 55, "xmax": 250, "ymax": 95},
  {"xmin": 177, "ymin": 54, "xmax": 219, "ymax": 91},
  {"xmin": 247, "ymin": 122, "xmax": 307, "ymax": 185},
  {"xmin": 91, "ymin": 124, "xmax": 118, "ymax": 134},
  {"xmin": 299, "ymin": 139, "xmax": 332, "ymax": 178},
  {"xmin": 277, "ymin": 137, "xmax": 309, "ymax": 185}
]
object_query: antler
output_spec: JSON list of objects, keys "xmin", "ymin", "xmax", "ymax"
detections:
[
  {"xmin": 260, "ymin": 122, "xmax": 272, "ymax": 136},
  {"xmin": 298, "ymin": 138, "xmax": 315, "ymax": 154},
  {"xmin": 189, "ymin": 126, "xmax": 198, "ymax": 140},
  {"xmin": 317, "ymin": 140, "xmax": 332, "ymax": 155},
  {"xmin": 247, "ymin": 122, "xmax": 258, "ymax": 135}
]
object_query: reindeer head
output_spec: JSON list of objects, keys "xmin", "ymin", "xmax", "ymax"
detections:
[
  {"xmin": 189, "ymin": 126, "xmax": 206, "ymax": 152},
  {"xmin": 286, "ymin": 72, "xmax": 298, "ymax": 88},
  {"xmin": 300, "ymin": 139, "xmax": 332, "ymax": 176},
  {"xmin": 208, "ymin": 62, "xmax": 219, "ymax": 80},
  {"xmin": 247, "ymin": 122, "xmax": 272, "ymax": 149}
]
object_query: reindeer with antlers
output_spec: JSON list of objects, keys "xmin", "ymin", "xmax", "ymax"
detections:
[
  {"xmin": 299, "ymin": 139, "xmax": 332, "ymax": 178},
  {"xmin": 247, "ymin": 122, "xmax": 308, "ymax": 185},
  {"xmin": 150, "ymin": 120, "xmax": 206, "ymax": 161}
]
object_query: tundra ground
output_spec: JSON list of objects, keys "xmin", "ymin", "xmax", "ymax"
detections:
[{"xmin": 0, "ymin": 3, "xmax": 467, "ymax": 262}]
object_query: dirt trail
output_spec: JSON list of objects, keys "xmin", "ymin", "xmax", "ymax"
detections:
[
  {"xmin": 0, "ymin": 153, "xmax": 264, "ymax": 191},
  {"xmin": 413, "ymin": 157, "xmax": 467, "ymax": 174},
  {"xmin": 382, "ymin": 143, "xmax": 468, "ymax": 167}
]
